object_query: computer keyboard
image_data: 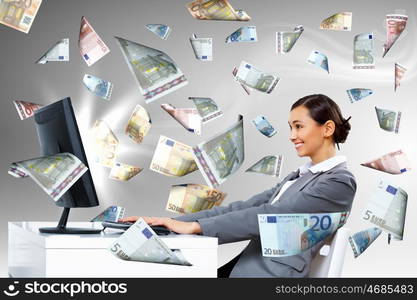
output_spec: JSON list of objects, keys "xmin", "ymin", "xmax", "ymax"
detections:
[{"xmin": 101, "ymin": 221, "xmax": 172, "ymax": 235}]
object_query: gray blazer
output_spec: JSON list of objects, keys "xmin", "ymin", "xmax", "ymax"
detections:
[{"xmin": 174, "ymin": 161, "xmax": 357, "ymax": 277}]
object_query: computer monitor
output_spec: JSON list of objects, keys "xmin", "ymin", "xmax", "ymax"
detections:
[{"xmin": 34, "ymin": 97, "xmax": 101, "ymax": 234}]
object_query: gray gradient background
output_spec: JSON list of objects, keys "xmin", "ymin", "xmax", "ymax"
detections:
[{"xmin": 1, "ymin": 0, "xmax": 416, "ymax": 277}]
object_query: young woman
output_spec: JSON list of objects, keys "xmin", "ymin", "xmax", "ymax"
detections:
[{"xmin": 121, "ymin": 94, "xmax": 357, "ymax": 277}]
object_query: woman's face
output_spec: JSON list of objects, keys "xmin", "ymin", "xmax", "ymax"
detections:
[{"xmin": 288, "ymin": 105, "xmax": 327, "ymax": 158}]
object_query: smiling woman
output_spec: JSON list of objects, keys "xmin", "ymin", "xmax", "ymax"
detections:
[{"xmin": 121, "ymin": 93, "xmax": 357, "ymax": 278}]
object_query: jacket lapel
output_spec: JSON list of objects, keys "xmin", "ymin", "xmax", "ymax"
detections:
[{"xmin": 269, "ymin": 170, "xmax": 300, "ymax": 202}]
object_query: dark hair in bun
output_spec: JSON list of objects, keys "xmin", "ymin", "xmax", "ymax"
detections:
[{"xmin": 291, "ymin": 94, "xmax": 351, "ymax": 148}]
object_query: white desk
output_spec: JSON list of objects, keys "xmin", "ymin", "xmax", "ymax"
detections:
[{"xmin": 8, "ymin": 222, "xmax": 218, "ymax": 278}]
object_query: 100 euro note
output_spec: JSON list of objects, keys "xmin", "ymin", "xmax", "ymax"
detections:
[
  {"xmin": 36, "ymin": 38, "xmax": 69, "ymax": 64},
  {"xmin": 348, "ymin": 227, "xmax": 382, "ymax": 258},
  {"xmin": 79, "ymin": 16, "xmax": 110, "ymax": 66},
  {"xmin": 161, "ymin": 103, "xmax": 202, "ymax": 135},
  {"xmin": 276, "ymin": 25, "xmax": 304, "ymax": 54},
  {"xmin": 363, "ymin": 180, "xmax": 407, "ymax": 241},
  {"xmin": 353, "ymin": 33, "xmax": 374, "ymax": 69},
  {"xmin": 258, "ymin": 212, "xmax": 349, "ymax": 257},
  {"xmin": 166, "ymin": 184, "xmax": 226, "ymax": 214},
  {"xmin": 115, "ymin": 36, "xmax": 188, "ymax": 103},
  {"xmin": 91, "ymin": 120, "xmax": 119, "ymax": 168},
  {"xmin": 186, "ymin": 0, "xmax": 250, "ymax": 21},
  {"xmin": 383, "ymin": 14, "xmax": 407, "ymax": 57},
  {"xmin": 193, "ymin": 115, "xmax": 244, "ymax": 188},
  {"xmin": 361, "ymin": 149, "xmax": 411, "ymax": 175},
  {"xmin": 91, "ymin": 206, "xmax": 125, "ymax": 222},
  {"xmin": 190, "ymin": 34, "xmax": 213, "ymax": 61},
  {"xmin": 0, "ymin": 0, "xmax": 42, "ymax": 33},
  {"xmin": 150, "ymin": 135, "xmax": 197, "ymax": 177},
  {"xmin": 125, "ymin": 104, "xmax": 151, "ymax": 144},
  {"xmin": 233, "ymin": 61, "xmax": 279, "ymax": 94},
  {"xmin": 13, "ymin": 100, "xmax": 42, "ymax": 120},
  {"xmin": 108, "ymin": 218, "xmax": 192, "ymax": 266},
  {"xmin": 246, "ymin": 155, "xmax": 283, "ymax": 177},
  {"xmin": 8, "ymin": 153, "xmax": 87, "ymax": 201},
  {"xmin": 189, "ymin": 97, "xmax": 223, "ymax": 123}
]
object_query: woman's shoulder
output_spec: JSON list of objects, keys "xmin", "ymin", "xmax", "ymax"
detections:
[{"xmin": 322, "ymin": 162, "xmax": 357, "ymax": 186}]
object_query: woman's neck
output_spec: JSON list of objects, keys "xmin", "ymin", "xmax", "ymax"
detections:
[{"xmin": 310, "ymin": 145, "xmax": 336, "ymax": 165}]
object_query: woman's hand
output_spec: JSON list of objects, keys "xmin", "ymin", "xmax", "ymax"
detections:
[{"xmin": 119, "ymin": 216, "xmax": 202, "ymax": 235}]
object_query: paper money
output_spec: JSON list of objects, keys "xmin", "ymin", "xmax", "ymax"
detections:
[
  {"xmin": 348, "ymin": 227, "xmax": 382, "ymax": 258},
  {"xmin": 394, "ymin": 63, "xmax": 406, "ymax": 91},
  {"xmin": 83, "ymin": 74, "xmax": 113, "ymax": 100},
  {"xmin": 375, "ymin": 106, "xmax": 401, "ymax": 133},
  {"xmin": 383, "ymin": 14, "xmax": 407, "ymax": 57},
  {"xmin": 233, "ymin": 61, "xmax": 279, "ymax": 94},
  {"xmin": 346, "ymin": 88, "xmax": 373, "ymax": 103},
  {"xmin": 161, "ymin": 103, "xmax": 202, "ymax": 135},
  {"xmin": 232, "ymin": 67, "xmax": 252, "ymax": 95},
  {"xmin": 193, "ymin": 115, "xmax": 244, "ymax": 187},
  {"xmin": 252, "ymin": 115, "xmax": 277, "ymax": 137},
  {"xmin": 320, "ymin": 12, "xmax": 352, "ymax": 31},
  {"xmin": 115, "ymin": 36, "xmax": 188, "ymax": 103},
  {"xmin": 150, "ymin": 135, "xmax": 197, "ymax": 177},
  {"xmin": 91, "ymin": 206, "xmax": 125, "ymax": 222},
  {"xmin": 258, "ymin": 212, "xmax": 349, "ymax": 257},
  {"xmin": 190, "ymin": 34, "xmax": 213, "ymax": 61},
  {"xmin": 79, "ymin": 16, "xmax": 110, "ymax": 67},
  {"xmin": 145, "ymin": 24, "xmax": 171, "ymax": 40},
  {"xmin": 186, "ymin": 0, "xmax": 250, "ymax": 21},
  {"xmin": 189, "ymin": 97, "xmax": 223, "ymax": 123},
  {"xmin": 8, "ymin": 153, "xmax": 87, "ymax": 202},
  {"xmin": 353, "ymin": 33, "xmax": 374, "ymax": 69},
  {"xmin": 276, "ymin": 25, "xmax": 304, "ymax": 54},
  {"xmin": 246, "ymin": 155, "xmax": 283, "ymax": 177},
  {"xmin": 226, "ymin": 26, "xmax": 257, "ymax": 43},
  {"xmin": 91, "ymin": 120, "xmax": 119, "ymax": 168},
  {"xmin": 108, "ymin": 218, "xmax": 192, "ymax": 266},
  {"xmin": 363, "ymin": 180, "xmax": 407, "ymax": 241},
  {"xmin": 307, "ymin": 50, "xmax": 329, "ymax": 73},
  {"xmin": 36, "ymin": 38, "xmax": 69, "ymax": 64},
  {"xmin": 13, "ymin": 100, "xmax": 42, "ymax": 120},
  {"xmin": 125, "ymin": 104, "xmax": 152, "ymax": 144},
  {"xmin": 361, "ymin": 150, "xmax": 411, "ymax": 175},
  {"xmin": 0, "ymin": 0, "xmax": 42, "ymax": 33},
  {"xmin": 109, "ymin": 162, "xmax": 142, "ymax": 181},
  {"xmin": 166, "ymin": 184, "xmax": 226, "ymax": 214}
]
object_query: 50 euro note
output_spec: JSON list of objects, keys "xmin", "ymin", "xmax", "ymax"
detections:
[
  {"xmin": 353, "ymin": 33, "xmax": 374, "ymax": 69},
  {"xmin": 125, "ymin": 104, "xmax": 151, "ymax": 144},
  {"xmin": 186, "ymin": 0, "xmax": 250, "ymax": 21},
  {"xmin": 91, "ymin": 205, "xmax": 125, "ymax": 222},
  {"xmin": 276, "ymin": 25, "xmax": 304, "ymax": 54},
  {"xmin": 258, "ymin": 212, "xmax": 349, "ymax": 257},
  {"xmin": 150, "ymin": 135, "xmax": 197, "ymax": 177},
  {"xmin": 193, "ymin": 115, "xmax": 244, "ymax": 188},
  {"xmin": 189, "ymin": 97, "xmax": 223, "ymax": 123},
  {"xmin": 36, "ymin": 38, "xmax": 69, "ymax": 64},
  {"xmin": 320, "ymin": 12, "xmax": 352, "ymax": 31},
  {"xmin": 166, "ymin": 184, "xmax": 226, "ymax": 214},
  {"xmin": 13, "ymin": 100, "xmax": 42, "ymax": 120},
  {"xmin": 383, "ymin": 14, "xmax": 407, "ymax": 57},
  {"xmin": 246, "ymin": 155, "xmax": 283, "ymax": 177},
  {"xmin": 79, "ymin": 16, "xmax": 110, "ymax": 66},
  {"xmin": 361, "ymin": 150, "xmax": 411, "ymax": 175},
  {"xmin": 161, "ymin": 103, "xmax": 201, "ymax": 135},
  {"xmin": 363, "ymin": 180, "xmax": 407, "ymax": 241},
  {"xmin": 0, "ymin": 0, "xmax": 42, "ymax": 33},
  {"xmin": 233, "ymin": 61, "xmax": 279, "ymax": 94},
  {"xmin": 190, "ymin": 34, "xmax": 213, "ymax": 61},
  {"xmin": 109, "ymin": 162, "xmax": 142, "ymax": 181},
  {"xmin": 91, "ymin": 120, "xmax": 119, "ymax": 168},
  {"xmin": 108, "ymin": 218, "xmax": 192, "ymax": 266},
  {"xmin": 8, "ymin": 153, "xmax": 87, "ymax": 201}
]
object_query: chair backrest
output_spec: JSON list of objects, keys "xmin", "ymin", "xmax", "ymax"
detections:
[{"xmin": 309, "ymin": 227, "xmax": 351, "ymax": 277}]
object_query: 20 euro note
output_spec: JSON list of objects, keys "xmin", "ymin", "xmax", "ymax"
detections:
[
  {"xmin": 276, "ymin": 25, "xmax": 304, "ymax": 54},
  {"xmin": 0, "ymin": 0, "xmax": 42, "ymax": 33},
  {"xmin": 361, "ymin": 150, "xmax": 411, "ymax": 175},
  {"xmin": 189, "ymin": 97, "xmax": 223, "ymax": 123},
  {"xmin": 252, "ymin": 115, "xmax": 277, "ymax": 137},
  {"xmin": 307, "ymin": 50, "xmax": 329, "ymax": 73},
  {"xmin": 8, "ymin": 153, "xmax": 87, "ymax": 202},
  {"xmin": 13, "ymin": 100, "xmax": 42, "ymax": 120},
  {"xmin": 190, "ymin": 34, "xmax": 213, "ymax": 61},
  {"xmin": 125, "ymin": 104, "xmax": 151, "ymax": 144},
  {"xmin": 193, "ymin": 115, "xmax": 244, "ymax": 188},
  {"xmin": 375, "ymin": 106, "xmax": 401, "ymax": 133},
  {"xmin": 79, "ymin": 16, "xmax": 110, "ymax": 67},
  {"xmin": 91, "ymin": 120, "xmax": 119, "ymax": 168},
  {"xmin": 363, "ymin": 180, "xmax": 407, "ymax": 241},
  {"xmin": 320, "ymin": 12, "xmax": 352, "ymax": 31},
  {"xmin": 258, "ymin": 212, "xmax": 349, "ymax": 257},
  {"xmin": 226, "ymin": 26, "xmax": 257, "ymax": 43},
  {"xmin": 348, "ymin": 227, "xmax": 382, "ymax": 258},
  {"xmin": 346, "ymin": 88, "xmax": 373, "ymax": 103},
  {"xmin": 91, "ymin": 205, "xmax": 125, "ymax": 222},
  {"xmin": 145, "ymin": 24, "xmax": 171, "ymax": 40},
  {"xmin": 246, "ymin": 155, "xmax": 283, "ymax": 177},
  {"xmin": 108, "ymin": 218, "xmax": 192, "ymax": 266},
  {"xmin": 383, "ymin": 14, "xmax": 407, "ymax": 57},
  {"xmin": 161, "ymin": 103, "xmax": 202, "ymax": 135},
  {"xmin": 83, "ymin": 74, "xmax": 114, "ymax": 100},
  {"xmin": 109, "ymin": 162, "xmax": 142, "ymax": 181},
  {"xmin": 353, "ymin": 33, "xmax": 374, "ymax": 69},
  {"xmin": 150, "ymin": 135, "xmax": 197, "ymax": 177},
  {"xmin": 233, "ymin": 61, "xmax": 279, "ymax": 94},
  {"xmin": 166, "ymin": 184, "xmax": 226, "ymax": 214},
  {"xmin": 115, "ymin": 36, "xmax": 188, "ymax": 103},
  {"xmin": 36, "ymin": 38, "xmax": 69, "ymax": 64},
  {"xmin": 186, "ymin": 0, "xmax": 250, "ymax": 21}
]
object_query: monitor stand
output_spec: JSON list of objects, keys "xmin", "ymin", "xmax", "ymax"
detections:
[{"xmin": 39, "ymin": 207, "xmax": 102, "ymax": 234}]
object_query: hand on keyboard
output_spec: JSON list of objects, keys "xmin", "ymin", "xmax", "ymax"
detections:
[{"xmin": 101, "ymin": 220, "xmax": 172, "ymax": 235}]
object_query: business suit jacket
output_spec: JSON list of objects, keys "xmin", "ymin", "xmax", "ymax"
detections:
[{"xmin": 174, "ymin": 161, "xmax": 357, "ymax": 277}]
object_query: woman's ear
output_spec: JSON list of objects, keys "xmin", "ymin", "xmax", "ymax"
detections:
[{"xmin": 323, "ymin": 120, "xmax": 335, "ymax": 138}]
